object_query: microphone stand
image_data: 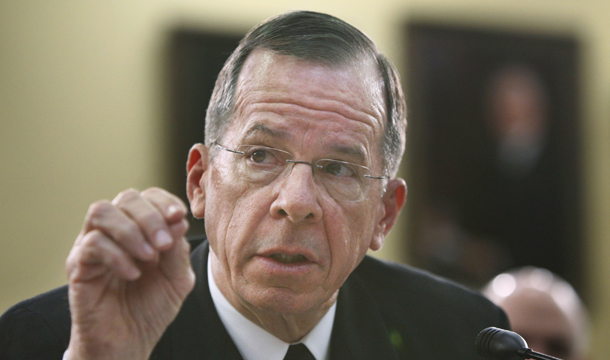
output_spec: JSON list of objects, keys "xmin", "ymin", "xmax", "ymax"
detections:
[{"xmin": 518, "ymin": 348, "xmax": 563, "ymax": 360}]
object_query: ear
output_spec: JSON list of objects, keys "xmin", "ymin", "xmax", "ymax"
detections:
[
  {"xmin": 369, "ymin": 178, "xmax": 407, "ymax": 251},
  {"xmin": 186, "ymin": 143, "xmax": 209, "ymax": 219}
]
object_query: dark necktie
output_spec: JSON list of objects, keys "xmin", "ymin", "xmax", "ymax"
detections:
[{"xmin": 283, "ymin": 343, "xmax": 316, "ymax": 360}]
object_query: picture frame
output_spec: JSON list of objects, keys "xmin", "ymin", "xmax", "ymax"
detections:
[{"xmin": 405, "ymin": 22, "xmax": 582, "ymax": 292}]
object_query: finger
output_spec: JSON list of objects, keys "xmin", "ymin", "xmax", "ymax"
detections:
[
  {"xmin": 158, "ymin": 234, "xmax": 195, "ymax": 299},
  {"xmin": 141, "ymin": 187, "xmax": 189, "ymax": 225},
  {"xmin": 67, "ymin": 230, "xmax": 141, "ymax": 282},
  {"xmin": 112, "ymin": 188, "xmax": 175, "ymax": 251},
  {"xmin": 168, "ymin": 217, "xmax": 189, "ymax": 240},
  {"xmin": 83, "ymin": 199, "xmax": 157, "ymax": 262},
  {"xmin": 154, "ymin": 218, "xmax": 191, "ymax": 277}
]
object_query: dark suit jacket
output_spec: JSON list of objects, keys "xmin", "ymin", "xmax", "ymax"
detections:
[{"xmin": 0, "ymin": 237, "xmax": 509, "ymax": 359}]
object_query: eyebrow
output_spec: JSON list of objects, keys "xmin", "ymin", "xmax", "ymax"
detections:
[
  {"xmin": 243, "ymin": 123, "xmax": 290, "ymax": 140},
  {"xmin": 327, "ymin": 144, "xmax": 366, "ymax": 163}
]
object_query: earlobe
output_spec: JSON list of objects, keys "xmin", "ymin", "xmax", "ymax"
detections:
[
  {"xmin": 186, "ymin": 144, "xmax": 209, "ymax": 219},
  {"xmin": 369, "ymin": 178, "xmax": 407, "ymax": 251}
]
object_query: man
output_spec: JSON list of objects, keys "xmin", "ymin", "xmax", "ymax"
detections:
[
  {"xmin": 483, "ymin": 267, "xmax": 590, "ymax": 360},
  {"xmin": 0, "ymin": 11, "xmax": 509, "ymax": 359}
]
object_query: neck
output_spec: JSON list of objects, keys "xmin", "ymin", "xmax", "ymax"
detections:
[
  {"xmin": 246, "ymin": 304, "xmax": 333, "ymax": 343},
  {"xmin": 210, "ymin": 250, "xmax": 337, "ymax": 343}
]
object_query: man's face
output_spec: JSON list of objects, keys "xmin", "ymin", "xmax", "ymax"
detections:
[
  {"xmin": 191, "ymin": 49, "xmax": 399, "ymax": 316},
  {"xmin": 502, "ymin": 291, "xmax": 580, "ymax": 360}
]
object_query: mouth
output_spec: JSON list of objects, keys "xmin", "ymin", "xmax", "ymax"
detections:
[
  {"xmin": 269, "ymin": 253, "xmax": 309, "ymax": 264},
  {"xmin": 253, "ymin": 249, "xmax": 319, "ymax": 277}
]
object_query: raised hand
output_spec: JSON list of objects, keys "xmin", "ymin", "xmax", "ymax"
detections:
[{"xmin": 64, "ymin": 188, "xmax": 196, "ymax": 360}]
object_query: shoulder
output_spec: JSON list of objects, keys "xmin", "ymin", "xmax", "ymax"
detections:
[
  {"xmin": 349, "ymin": 256, "xmax": 509, "ymax": 358},
  {"xmin": 0, "ymin": 285, "xmax": 71, "ymax": 335},
  {"xmin": 0, "ymin": 286, "xmax": 71, "ymax": 359},
  {"xmin": 354, "ymin": 255, "xmax": 498, "ymax": 308}
]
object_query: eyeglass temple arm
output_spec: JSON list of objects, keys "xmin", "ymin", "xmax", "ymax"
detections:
[
  {"xmin": 365, "ymin": 175, "xmax": 388, "ymax": 180},
  {"xmin": 214, "ymin": 141, "xmax": 245, "ymax": 155}
]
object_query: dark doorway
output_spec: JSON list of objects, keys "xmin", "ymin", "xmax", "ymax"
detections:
[
  {"xmin": 166, "ymin": 29, "xmax": 242, "ymax": 236},
  {"xmin": 405, "ymin": 22, "xmax": 583, "ymax": 295}
]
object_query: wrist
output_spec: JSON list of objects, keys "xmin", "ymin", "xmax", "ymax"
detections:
[{"xmin": 65, "ymin": 335, "xmax": 151, "ymax": 360}]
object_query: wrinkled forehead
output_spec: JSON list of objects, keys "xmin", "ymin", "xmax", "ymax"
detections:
[
  {"xmin": 231, "ymin": 49, "xmax": 386, "ymax": 136},
  {"xmin": 222, "ymin": 50, "xmax": 387, "ymax": 161},
  {"xmin": 239, "ymin": 49, "xmax": 384, "ymax": 99}
]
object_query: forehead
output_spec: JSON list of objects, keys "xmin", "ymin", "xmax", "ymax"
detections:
[
  {"xmin": 226, "ymin": 50, "xmax": 386, "ymax": 153},
  {"xmin": 503, "ymin": 291, "xmax": 574, "ymax": 334}
]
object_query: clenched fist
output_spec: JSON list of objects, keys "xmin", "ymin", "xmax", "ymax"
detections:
[{"xmin": 65, "ymin": 188, "xmax": 195, "ymax": 360}]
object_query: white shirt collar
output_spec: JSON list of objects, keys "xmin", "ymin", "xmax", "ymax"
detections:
[{"xmin": 208, "ymin": 253, "xmax": 336, "ymax": 360}]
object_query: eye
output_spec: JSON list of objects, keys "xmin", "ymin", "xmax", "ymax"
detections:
[
  {"xmin": 242, "ymin": 146, "xmax": 286, "ymax": 168},
  {"xmin": 320, "ymin": 161, "xmax": 357, "ymax": 178},
  {"xmin": 251, "ymin": 149, "xmax": 270, "ymax": 163},
  {"xmin": 546, "ymin": 338, "xmax": 571, "ymax": 358}
]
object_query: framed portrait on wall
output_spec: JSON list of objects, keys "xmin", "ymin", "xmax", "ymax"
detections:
[{"xmin": 405, "ymin": 22, "xmax": 582, "ymax": 294}]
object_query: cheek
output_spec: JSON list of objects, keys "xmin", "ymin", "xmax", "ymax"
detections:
[
  {"xmin": 205, "ymin": 172, "xmax": 273, "ymax": 260},
  {"xmin": 325, "ymin": 201, "xmax": 378, "ymax": 276},
  {"xmin": 204, "ymin": 168, "xmax": 247, "ymax": 251}
]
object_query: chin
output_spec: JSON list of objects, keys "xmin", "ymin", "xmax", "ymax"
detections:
[{"xmin": 246, "ymin": 286, "xmax": 328, "ymax": 315}]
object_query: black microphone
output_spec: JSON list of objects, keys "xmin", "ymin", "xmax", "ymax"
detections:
[{"xmin": 476, "ymin": 327, "xmax": 563, "ymax": 360}]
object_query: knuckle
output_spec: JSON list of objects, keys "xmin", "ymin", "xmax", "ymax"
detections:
[
  {"xmin": 168, "ymin": 198, "xmax": 189, "ymax": 217},
  {"xmin": 67, "ymin": 231, "xmax": 104, "ymax": 266},
  {"xmin": 140, "ymin": 210, "xmax": 164, "ymax": 226},
  {"xmin": 115, "ymin": 221, "xmax": 141, "ymax": 241},
  {"xmin": 113, "ymin": 188, "xmax": 141, "ymax": 205},
  {"xmin": 181, "ymin": 218, "xmax": 190, "ymax": 232},
  {"xmin": 141, "ymin": 187, "xmax": 163, "ymax": 197},
  {"xmin": 86, "ymin": 200, "xmax": 112, "ymax": 221},
  {"xmin": 79, "ymin": 230, "xmax": 104, "ymax": 249},
  {"xmin": 169, "ymin": 218, "xmax": 189, "ymax": 236},
  {"xmin": 66, "ymin": 243, "xmax": 80, "ymax": 270},
  {"xmin": 143, "ymin": 187, "xmax": 185, "ymax": 207}
]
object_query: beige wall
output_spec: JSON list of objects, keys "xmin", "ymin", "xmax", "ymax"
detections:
[{"xmin": 1, "ymin": 0, "xmax": 608, "ymax": 357}]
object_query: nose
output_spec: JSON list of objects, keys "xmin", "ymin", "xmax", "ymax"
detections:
[{"xmin": 270, "ymin": 161, "xmax": 323, "ymax": 222}]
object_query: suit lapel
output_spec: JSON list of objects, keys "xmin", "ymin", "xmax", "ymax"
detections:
[
  {"xmin": 152, "ymin": 241, "xmax": 243, "ymax": 360},
  {"xmin": 329, "ymin": 271, "xmax": 400, "ymax": 360}
]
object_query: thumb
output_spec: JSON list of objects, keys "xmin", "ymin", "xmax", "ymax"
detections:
[{"xmin": 159, "ymin": 219, "xmax": 195, "ymax": 300}]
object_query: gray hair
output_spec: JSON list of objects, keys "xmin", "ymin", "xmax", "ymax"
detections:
[{"xmin": 205, "ymin": 11, "xmax": 407, "ymax": 177}]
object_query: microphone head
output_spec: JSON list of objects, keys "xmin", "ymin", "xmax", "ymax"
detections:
[{"xmin": 476, "ymin": 327, "xmax": 529, "ymax": 360}]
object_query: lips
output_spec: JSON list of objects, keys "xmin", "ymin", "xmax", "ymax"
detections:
[
  {"xmin": 269, "ymin": 253, "xmax": 308, "ymax": 264},
  {"xmin": 257, "ymin": 246, "xmax": 318, "ymax": 268},
  {"xmin": 249, "ymin": 248, "xmax": 321, "ymax": 282}
]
